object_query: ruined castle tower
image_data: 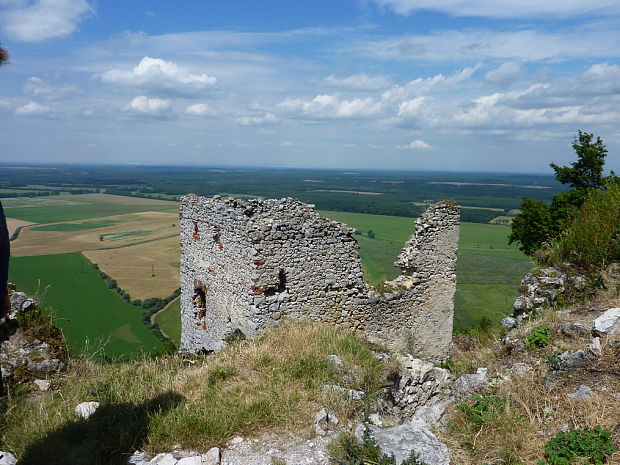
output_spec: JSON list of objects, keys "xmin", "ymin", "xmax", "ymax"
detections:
[{"xmin": 179, "ymin": 195, "xmax": 459, "ymax": 361}]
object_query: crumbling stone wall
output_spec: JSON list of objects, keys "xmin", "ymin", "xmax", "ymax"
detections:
[{"xmin": 179, "ymin": 195, "xmax": 459, "ymax": 360}]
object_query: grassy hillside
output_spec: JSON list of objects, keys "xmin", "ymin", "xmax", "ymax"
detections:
[
  {"xmin": 8, "ymin": 253, "xmax": 162, "ymax": 357},
  {"xmin": 2, "ymin": 322, "xmax": 387, "ymax": 463}
]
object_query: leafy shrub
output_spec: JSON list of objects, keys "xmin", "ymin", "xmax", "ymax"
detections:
[
  {"xmin": 543, "ymin": 182, "xmax": 620, "ymax": 272},
  {"xmin": 538, "ymin": 426, "xmax": 615, "ymax": 465},
  {"xmin": 329, "ymin": 429, "xmax": 427, "ymax": 465},
  {"xmin": 525, "ymin": 325, "xmax": 551, "ymax": 350},
  {"xmin": 457, "ymin": 393, "xmax": 507, "ymax": 427}
]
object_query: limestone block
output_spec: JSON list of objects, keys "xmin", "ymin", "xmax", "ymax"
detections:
[
  {"xmin": 75, "ymin": 401, "xmax": 99, "ymax": 419},
  {"xmin": 594, "ymin": 308, "xmax": 620, "ymax": 336}
]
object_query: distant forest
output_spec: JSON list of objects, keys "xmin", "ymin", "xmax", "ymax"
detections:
[{"xmin": 0, "ymin": 165, "xmax": 566, "ymax": 223}]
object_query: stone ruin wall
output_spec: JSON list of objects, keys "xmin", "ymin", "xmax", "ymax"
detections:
[{"xmin": 179, "ymin": 194, "xmax": 460, "ymax": 361}]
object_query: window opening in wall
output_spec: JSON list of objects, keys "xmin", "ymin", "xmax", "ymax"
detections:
[
  {"xmin": 193, "ymin": 280, "xmax": 207, "ymax": 329},
  {"xmin": 264, "ymin": 269, "xmax": 287, "ymax": 296}
]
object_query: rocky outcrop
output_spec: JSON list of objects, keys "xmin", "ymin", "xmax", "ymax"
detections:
[
  {"xmin": 356, "ymin": 423, "xmax": 451, "ymax": 465},
  {"xmin": 593, "ymin": 307, "xmax": 620, "ymax": 337},
  {"xmin": 507, "ymin": 267, "xmax": 587, "ymax": 325},
  {"xmin": 0, "ymin": 291, "xmax": 66, "ymax": 385},
  {"xmin": 391, "ymin": 356, "xmax": 453, "ymax": 420}
]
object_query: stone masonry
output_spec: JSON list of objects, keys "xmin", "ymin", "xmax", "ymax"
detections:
[{"xmin": 179, "ymin": 195, "xmax": 460, "ymax": 361}]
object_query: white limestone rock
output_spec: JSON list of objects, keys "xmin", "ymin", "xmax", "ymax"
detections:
[
  {"xmin": 501, "ymin": 316, "xmax": 518, "ymax": 329},
  {"xmin": 8, "ymin": 291, "xmax": 37, "ymax": 319},
  {"xmin": 588, "ymin": 337, "xmax": 602, "ymax": 357},
  {"xmin": 314, "ymin": 407, "xmax": 339, "ymax": 436},
  {"xmin": 150, "ymin": 453, "xmax": 178, "ymax": 465},
  {"xmin": 359, "ymin": 423, "xmax": 450, "ymax": 465},
  {"xmin": 75, "ymin": 401, "xmax": 99, "ymax": 419},
  {"xmin": 0, "ymin": 452, "xmax": 17, "ymax": 465},
  {"xmin": 448, "ymin": 367, "xmax": 487, "ymax": 402},
  {"xmin": 201, "ymin": 447, "xmax": 221, "ymax": 465},
  {"xmin": 594, "ymin": 308, "xmax": 620, "ymax": 336},
  {"xmin": 33, "ymin": 379, "xmax": 51, "ymax": 391},
  {"xmin": 127, "ymin": 450, "xmax": 151, "ymax": 465}
]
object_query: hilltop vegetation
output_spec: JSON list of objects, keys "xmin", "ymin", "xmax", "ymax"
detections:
[{"xmin": 510, "ymin": 132, "xmax": 617, "ymax": 255}]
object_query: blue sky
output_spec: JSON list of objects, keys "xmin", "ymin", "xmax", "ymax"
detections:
[{"xmin": 0, "ymin": 0, "xmax": 619, "ymax": 172}]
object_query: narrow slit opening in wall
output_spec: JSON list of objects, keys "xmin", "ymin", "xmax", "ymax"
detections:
[{"xmin": 193, "ymin": 283, "xmax": 206, "ymax": 310}]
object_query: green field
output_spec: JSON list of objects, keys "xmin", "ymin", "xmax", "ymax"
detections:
[
  {"xmin": 2, "ymin": 196, "xmax": 176, "ymax": 223},
  {"xmin": 317, "ymin": 211, "xmax": 414, "ymax": 282},
  {"xmin": 31, "ymin": 219, "xmax": 122, "ymax": 232},
  {"xmin": 9, "ymin": 253, "xmax": 162, "ymax": 358},
  {"xmin": 319, "ymin": 211, "xmax": 531, "ymax": 330},
  {"xmin": 154, "ymin": 298, "xmax": 181, "ymax": 345}
]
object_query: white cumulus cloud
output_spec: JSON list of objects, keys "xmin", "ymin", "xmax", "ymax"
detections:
[
  {"xmin": 126, "ymin": 96, "xmax": 173, "ymax": 115},
  {"xmin": 15, "ymin": 101, "xmax": 53, "ymax": 115},
  {"xmin": 101, "ymin": 57, "xmax": 217, "ymax": 96},
  {"xmin": 278, "ymin": 94, "xmax": 382, "ymax": 119},
  {"xmin": 324, "ymin": 73, "xmax": 391, "ymax": 91},
  {"xmin": 185, "ymin": 103, "xmax": 215, "ymax": 117},
  {"xmin": 398, "ymin": 139, "xmax": 431, "ymax": 149},
  {"xmin": 0, "ymin": 0, "xmax": 93, "ymax": 42}
]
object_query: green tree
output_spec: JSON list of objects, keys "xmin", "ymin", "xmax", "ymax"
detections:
[
  {"xmin": 509, "ymin": 198, "xmax": 552, "ymax": 255},
  {"xmin": 510, "ymin": 131, "xmax": 616, "ymax": 255},
  {"xmin": 551, "ymin": 132, "xmax": 610, "ymax": 191}
]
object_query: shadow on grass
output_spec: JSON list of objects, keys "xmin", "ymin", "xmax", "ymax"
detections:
[{"xmin": 19, "ymin": 391, "xmax": 184, "ymax": 465}]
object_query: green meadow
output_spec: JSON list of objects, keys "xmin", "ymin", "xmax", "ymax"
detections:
[
  {"xmin": 2, "ymin": 195, "xmax": 176, "ymax": 224},
  {"xmin": 154, "ymin": 298, "xmax": 181, "ymax": 346},
  {"xmin": 9, "ymin": 253, "xmax": 162, "ymax": 358},
  {"xmin": 319, "ymin": 211, "xmax": 531, "ymax": 331}
]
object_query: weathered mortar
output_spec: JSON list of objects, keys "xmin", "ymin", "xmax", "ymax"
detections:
[{"xmin": 179, "ymin": 195, "xmax": 459, "ymax": 360}]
